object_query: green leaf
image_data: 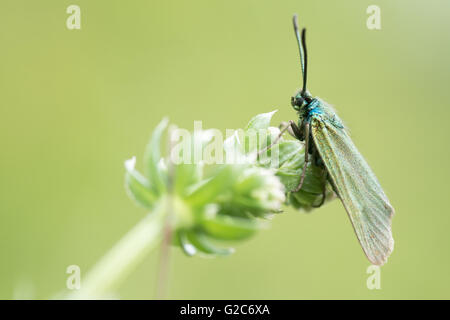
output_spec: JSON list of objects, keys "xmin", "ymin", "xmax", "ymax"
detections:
[
  {"xmin": 276, "ymin": 140, "xmax": 304, "ymax": 168},
  {"xmin": 287, "ymin": 192, "xmax": 302, "ymax": 209},
  {"xmin": 173, "ymin": 129, "xmax": 214, "ymax": 195},
  {"xmin": 175, "ymin": 164, "xmax": 201, "ymax": 196},
  {"xmin": 200, "ymin": 214, "xmax": 261, "ymax": 240},
  {"xmin": 244, "ymin": 111, "xmax": 278, "ymax": 154},
  {"xmin": 186, "ymin": 231, "xmax": 234, "ymax": 256},
  {"xmin": 144, "ymin": 118, "xmax": 169, "ymax": 195},
  {"xmin": 124, "ymin": 157, "xmax": 158, "ymax": 209},
  {"xmin": 223, "ymin": 130, "xmax": 247, "ymax": 164},
  {"xmin": 185, "ymin": 166, "xmax": 242, "ymax": 208},
  {"xmin": 291, "ymin": 189, "xmax": 321, "ymax": 207},
  {"xmin": 178, "ymin": 231, "xmax": 197, "ymax": 256},
  {"xmin": 228, "ymin": 195, "xmax": 269, "ymax": 215},
  {"xmin": 245, "ymin": 110, "xmax": 277, "ymax": 131},
  {"xmin": 276, "ymin": 155, "xmax": 327, "ymax": 194}
]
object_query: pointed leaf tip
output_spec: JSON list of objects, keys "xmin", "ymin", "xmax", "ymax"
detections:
[
  {"xmin": 245, "ymin": 110, "xmax": 278, "ymax": 131},
  {"xmin": 124, "ymin": 156, "xmax": 136, "ymax": 171}
]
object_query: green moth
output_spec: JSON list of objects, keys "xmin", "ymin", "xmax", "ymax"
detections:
[{"xmin": 285, "ymin": 15, "xmax": 395, "ymax": 265}]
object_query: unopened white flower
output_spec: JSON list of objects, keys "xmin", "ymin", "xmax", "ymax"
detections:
[{"xmin": 242, "ymin": 167, "xmax": 285, "ymax": 212}]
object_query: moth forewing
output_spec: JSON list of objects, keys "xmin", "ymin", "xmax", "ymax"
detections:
[{"xmin": 310, "ymin": 103, "xmax": 395, "ymax": 265}]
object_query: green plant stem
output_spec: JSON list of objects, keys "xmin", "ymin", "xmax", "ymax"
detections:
[
  {"xmin": 155, "ymin": 205, "xmax": 173, "ymax": 299},
  {"xmin": 67, "ymin": 200, "xmax": 166, "ymax": 299},
  {"xmin": 156, "ymin": 132, "xmax": 176, "ymax": 299}
]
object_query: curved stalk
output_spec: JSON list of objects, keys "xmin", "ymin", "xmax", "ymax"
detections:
[{"xmin": 67, "ymin": 200, "xmax": 166, "ymax": 299}]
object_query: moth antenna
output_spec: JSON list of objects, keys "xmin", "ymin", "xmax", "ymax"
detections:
[
  {"xmin": 293, "ymin": 14, "xmax": 308, "ymax": 94},
  {"xmin": 301, "ymin": 28, "xmax": 308, "ymax": 94}
]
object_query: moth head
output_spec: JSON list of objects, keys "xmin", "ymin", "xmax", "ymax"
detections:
[{"xmin": 291, "ymin": 90, "xmax": 312, "ymax": 111}]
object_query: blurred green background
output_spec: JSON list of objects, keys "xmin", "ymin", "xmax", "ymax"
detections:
[{"xmin": 1, "ymin": 0, "xmax": 449, "ymax": 299}]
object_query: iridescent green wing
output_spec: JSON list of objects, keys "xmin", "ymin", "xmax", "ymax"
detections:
[{"xmin": 310, "ymin": 111, "xmax": 395, "ymax": 265}]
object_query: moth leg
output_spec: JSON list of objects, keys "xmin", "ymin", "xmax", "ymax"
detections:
[
  {"xmin": 257, "ymin": 121, "xmax": 291, "ymax": 157},
  {"xmin": 289, "ymin": 120, "xmax": 304, "ymax": 140},
  {"xmin": 312, "ymin": 172, "xmax": 327, "ymax": 208},
  {"xmin": 293, "ymin": 121, "xmax": 310, "ymax": 192},
  {"xmin": 279, "ymin": 121, "xmax": 296, "ymax": 138},
  {"xmin": 258, "ymin": 120, "xmax": 303, "ymax": 157}
]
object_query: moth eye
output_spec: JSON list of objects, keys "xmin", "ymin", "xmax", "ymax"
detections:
[
  {"xmin": 295, "ymin": 97, "xmax": 304, "ymax": 107},
  {"xmin": 291, "ymin": 96, "xmax": 295, "ymax": 107}
]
